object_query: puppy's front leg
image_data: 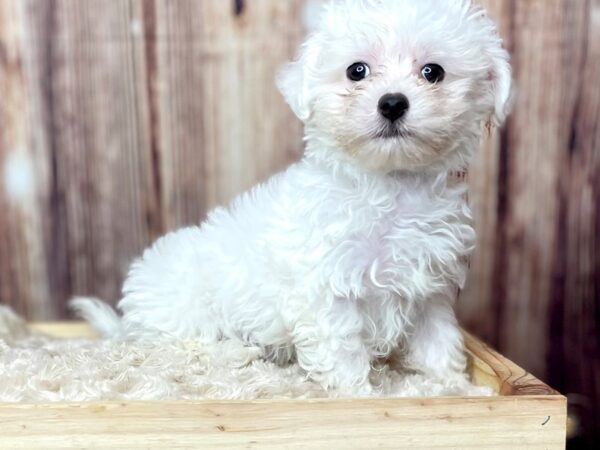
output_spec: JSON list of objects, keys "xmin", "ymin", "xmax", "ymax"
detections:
[
  {"xmin": 405, "ymin": 295, "xmax": 467, "ymax": 380},
  {"xmin": 291, "ymin": 301, "xmax": 372, "ymax": 395},
  {"xmin": 296, "ymin": 332, "xmax": 373, "ymax": 395}
]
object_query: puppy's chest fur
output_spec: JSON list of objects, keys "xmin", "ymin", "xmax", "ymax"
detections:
[
  {"xmin": 203, "ymin": 160, "xmax": 474, "ymax": 354},
  {"xmin": 222, "ymin": 163, "xmax": 474, "ymax": 355},
  {"xmin": 263, "ymin": 163, "xmax": 475, "ymax": 303}
]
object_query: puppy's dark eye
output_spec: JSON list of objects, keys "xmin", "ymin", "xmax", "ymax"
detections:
[
  {"xmin": 347, "ymin": 62, "xmax": 371, "ymax": 81},
  {"xmin": 421, "ymin": 64, "xmax": 445, "ymax": 83}
]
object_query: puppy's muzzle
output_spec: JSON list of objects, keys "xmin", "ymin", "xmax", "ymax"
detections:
[{"xmin": 378, "ymin": 93, "xmax": 410, "ymax": 123}]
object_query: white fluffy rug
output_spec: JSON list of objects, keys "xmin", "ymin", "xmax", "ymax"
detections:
[{"xmin": 0, "ymin": 306, "xmax": 493, "ymax": 402}]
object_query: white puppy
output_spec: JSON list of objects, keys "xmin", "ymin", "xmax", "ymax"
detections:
[{"xmin": 73, "ymin": 0, "xmax": 511, "ymax": 394}]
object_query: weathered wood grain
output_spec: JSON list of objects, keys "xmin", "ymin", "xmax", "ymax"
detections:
[
  {"xmin": 0, "ymin": 0, "xmax": 54, "ymax": 318},
  {"xmin": 0, "ymin": 0, "xmax": 304, "ymax": 319},
  {"xmin": 464, "ymin": 332, "xmax": 559, "ymax": 397},
  {"xmin": 457, "ymin": 1, "xmax": 599, "ymax": 445},
  {"xmin": 458, "ymin": 0, "xmax": 510, "ymax": 345},
  {"xmin": 147, "ymin": 0, "xmax": 304, "ymax": 229},
  {"xmin": 0, "ymin": 396, "xmax": 567, "ymax": 450},
  {"xmin": 548, "ymin": 0, "xmax": 600, "ymax": 441},
  {"xmin": 46, "ymin": 0, "xmax": 157, "ymax": 310},
  {"xmin": 500, "ymin": 0, "xmax": 585, "ymax": 380}
]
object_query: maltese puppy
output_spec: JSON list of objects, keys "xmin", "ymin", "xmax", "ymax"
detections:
[{"xmin": 73, "ymin": 0, "xmax": 511, "ymax": 395}]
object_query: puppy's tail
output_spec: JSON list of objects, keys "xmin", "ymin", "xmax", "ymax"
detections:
[{"xmin": 69, "ymin": 297, "xmax": 122, "ymax": 338}]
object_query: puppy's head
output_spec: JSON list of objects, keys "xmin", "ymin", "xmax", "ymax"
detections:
[{"xmin": 278, "ymin": 0, "xmax": 512, "ymax": 173}]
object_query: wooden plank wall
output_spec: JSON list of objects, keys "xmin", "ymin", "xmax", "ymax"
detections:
[
  {"xmin": 459, "ymin": 1, "xmax": 599, "ymax": 446},
  {"xmin": 0, "ymin": 0, "xmax": 305, "ymax": 318},
  {"xmin": 0, "ymin": 0, "xmax": 598, "ymax": 446}
]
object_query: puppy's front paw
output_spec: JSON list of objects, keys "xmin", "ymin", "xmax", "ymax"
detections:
[
  {"xmin": 310, "ymin": 364, "xmax": 374, "ymax": 397},
  {"xmin": 405, "ymin": 297, "xmax": 468, "ymax": 379},
  {"xmin": 295, "ymin": 333, "xmax": 374, "ymax": 397}
]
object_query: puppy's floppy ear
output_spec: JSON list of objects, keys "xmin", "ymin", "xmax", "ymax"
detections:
[
  {"xmin": 487, "ymin": 46, "xmax": 513, "ymax": 126},
  {"xmin": 277, "ymin": 36, "xmax": 320, "ymax": 122},
  {"xmin": 465, "ymin": 1, "xmax": 513, "ymax": 125}
]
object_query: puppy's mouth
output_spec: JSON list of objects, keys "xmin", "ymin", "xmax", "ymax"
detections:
[{"xmin": 372, "ymin": 125, "xmax": 413, "ymax": 140}]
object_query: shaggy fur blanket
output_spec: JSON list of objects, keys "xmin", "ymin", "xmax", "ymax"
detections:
[{"xmin": 0, "ymin": 306, "xmax": 492, "ymax": 402}]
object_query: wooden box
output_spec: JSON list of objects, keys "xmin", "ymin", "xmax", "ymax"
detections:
[{"xmin": 0, "ymin": 323, "xmax": 566, "ymax": 449}]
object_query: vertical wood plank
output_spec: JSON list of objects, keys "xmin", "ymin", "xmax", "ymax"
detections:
[
  {"xmin": 150, "ymin": 0, "xmax": 304, "ymax": 229},
  {"xmin": 458, "ymin": 0, "xmax": 512, "ymax": 345},
  {"xmin": 498, "ymin": 0, "xmax": 588, "ymax": 379},
  {"xmin": 550, "ymin": 0, "xmax": 600, "ymax": 442},
  {"xmin": 0, "ymin": 0, "xmax": 308, "ymax": 316},
  {"xmin": 1, "ymin": 0, "xmax": 159, "ymax": 317},
  {"xmin": 0, "ymin": 0, "xmax": 53, "ymax": 318},
  {"xmin": 43, "ymin": 0, "xmax": 156, "ymax": 308},
  {"xmin": 460, "ymin": 0, "xmax": 599, "ymax": 444}
]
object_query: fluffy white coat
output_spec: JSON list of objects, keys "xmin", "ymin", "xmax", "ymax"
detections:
[{"xmin": 73, "ymin": 0, "xmax": 512, "ymax": 395}]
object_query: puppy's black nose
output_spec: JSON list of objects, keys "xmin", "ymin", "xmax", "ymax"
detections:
[{"xmin": 378, "ymin": 93, "xmax": 410, "ymax": 123}]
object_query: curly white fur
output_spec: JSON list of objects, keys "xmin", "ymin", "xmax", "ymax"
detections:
[
  {"xmin": 0, "ymin": 306, "xmax": 492, "ymax": 401},
  {"xmin": 72, "ymin": 0, "xmax": 511, "ymax": 395}
]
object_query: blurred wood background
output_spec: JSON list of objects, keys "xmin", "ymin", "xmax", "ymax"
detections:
[{"xmin": 0, "ymin": 0, "xmax": 598, "ymax": 446}]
